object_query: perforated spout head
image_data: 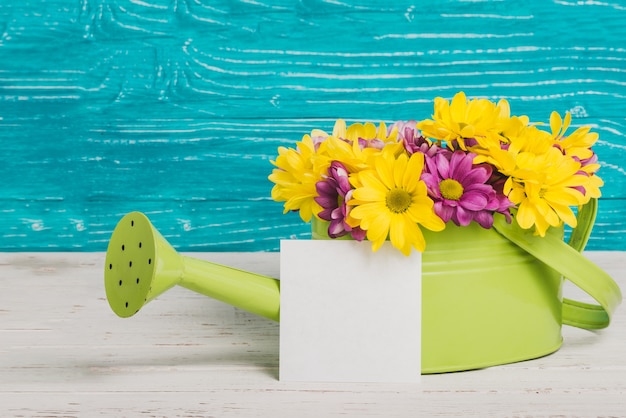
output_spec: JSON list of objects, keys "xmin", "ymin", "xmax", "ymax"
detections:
[{"xmin": 104, "ymin": 212, "xmax": 183, "ymax": 318}]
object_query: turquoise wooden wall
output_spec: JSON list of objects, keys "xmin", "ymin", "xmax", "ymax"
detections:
[{"xmin": 1, "ymin": 0, "xmax": 625, "ymax": 251}]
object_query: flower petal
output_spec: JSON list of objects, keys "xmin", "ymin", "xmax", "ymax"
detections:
[
  {"xmin": 474, "ymin": 211, "xmax": 494, "ymax": 229},
  {"xmin": 449, "ymin": 151, "xmax": 473, "ymax": 180},
  {"xmin": 435, "ymin": 153, "xmax": 450, "ymax": 179},
  {"xmin": 459, "ymin": 192, "xmax": 489, "ymax": 211},
  {"xmin": 454, "ymin": 205, "xmax": 473, "ymax": 226}
]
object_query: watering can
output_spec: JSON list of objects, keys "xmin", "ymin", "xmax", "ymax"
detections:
[{"xmin": 104, "ymin": 202, "xmax": 621, "ymax": 374}]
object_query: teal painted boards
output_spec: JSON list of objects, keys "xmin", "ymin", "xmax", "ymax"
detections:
[{"xmin": 1, "ymin": 1, "xmax": 625, "ymax": 251}]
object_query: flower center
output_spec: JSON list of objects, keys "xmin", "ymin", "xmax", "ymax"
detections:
[
  {"xmin": 439, "ymin": 179, "xmax": 464, "ymax": 200},
  {"xmin": 386, "ymin": 188, "xmax": 412, "ymax": 213}
]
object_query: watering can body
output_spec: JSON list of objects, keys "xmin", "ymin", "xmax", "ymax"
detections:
[{"xmin": 420, "ymin": 224, "xmax": 563, "ymax": 373}]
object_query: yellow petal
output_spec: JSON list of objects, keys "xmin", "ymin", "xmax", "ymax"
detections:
[
  {"xmin": 548, "ymin": 202, "xmax": 578, "ymax": 227},
  {"xmin": 533, "ymin": 216, "xmax": 550, "ymax": 237},
  {"xmin": 393, "ymin": 154, "xmax": 408, "ymax": 188},
  {"xmin": 406, "ymin": 222, "xmax": 427, "ymax": 253},
  {"xmin": 497, "ymin": 98, "xmax": 511, "ymax": 119},
  {"xmin": 413, "ymin": 207, "xmax": 446, "ymax": 231},
  {"xmin": 375, "ymin": 152, "xmax": 396, "ymax": 190},
  {"xmin": 366, "ymin": 213, "xmax": 390, "ymax": 247},
  {"xmin": 332, "ymin": 119, "xmax": 347, "ymax": 138},
  {"xmin": 550, "ymin": 111, "xmax": 562, "ymax": 138},
  {"xmin": 350, "ymin": 202, "xmax": 386, "ymax": 224},
  {"xmin": 516, "ymin": 200, "xmax": 536, "ymax": 230},
  {"xmin": 389, "ymin": 213, "xmax": 406, "ymax": 252},
  {"xmin": 563, "ymin": 111, "xmax": 571, "ymax": 132},
  {"xmin": 351, "ymin": 186, "xmax": 386, "ymax": 204},
  {"xmin": 450, "ymin": 91, "xmax": 468, "ymax": 123},
  {"xmin": 403, "ymin": 153, "xmax": 425, "ymax": 191}
]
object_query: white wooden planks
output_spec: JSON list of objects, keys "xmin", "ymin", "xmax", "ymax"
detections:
[{"xmin": 0, "ymin": 252, "xmax": 624, "ymax": 417}]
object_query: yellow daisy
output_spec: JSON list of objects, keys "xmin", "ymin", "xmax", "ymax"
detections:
[
  {"xmin": 550, "ymin": 111, "xmax": 597, "ymax": 161},
  {"xmin": 504, "ymin": 147, "xmax": 588, "ymax": 236},
  {"xmin": 347, "ymin": 150, "xmax": 445, "ymax": 255},
  {"xmin": 269, "ymin": 133, "xmax": 328, "ymax": 222},
  {"xmin": 417, "ymin": 91, "xmax": 511, "ymax": 150}
]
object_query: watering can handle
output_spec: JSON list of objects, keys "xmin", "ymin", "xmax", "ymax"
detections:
[{"xmin": 493, "ymin": 198, "xmax": 622, "ymax": 330}]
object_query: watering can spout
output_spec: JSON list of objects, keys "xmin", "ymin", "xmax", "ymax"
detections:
[{"xmin": 104, "ymin": 212, "xmax": 280, "ymax": 321}]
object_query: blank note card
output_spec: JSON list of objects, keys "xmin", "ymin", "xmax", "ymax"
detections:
[{"xmin": 279, "ymin": 240, "xmax": 421, "ymax": 383}]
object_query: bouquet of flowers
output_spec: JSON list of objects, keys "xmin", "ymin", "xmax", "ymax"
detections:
[{"xmin": 268, "ymin": 92, "xmax": 603, "ymax": 255}]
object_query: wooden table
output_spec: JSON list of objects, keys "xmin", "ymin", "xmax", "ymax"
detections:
[{"xmin": 1, "ymin": 252, "xmax": 624, "ymax": 417}]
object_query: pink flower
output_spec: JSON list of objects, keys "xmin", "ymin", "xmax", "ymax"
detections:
[
  {"xmin": 421, "ymin": 150, "xmax": 512, "ymax": 228},
  {"xmin": 314, "ymin": 161, "xmax": 366, "ymax": 240}
]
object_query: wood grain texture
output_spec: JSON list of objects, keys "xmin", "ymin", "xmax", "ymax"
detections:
[
  {"xmin": 0, "ymin": 252, "xmax": 624, "ymax": 417},
  {"xmin": 1, "ymin": 0, "xmax": 625, "ymax": 251}
]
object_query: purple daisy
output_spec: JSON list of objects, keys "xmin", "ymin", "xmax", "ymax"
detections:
[
  {"xmin": 421, "ymin": 150, "xmax": 512, "ymax": 228},
  {"xmin": 314, "ymin": 161, "xmax": 366, "ymax": 240}
]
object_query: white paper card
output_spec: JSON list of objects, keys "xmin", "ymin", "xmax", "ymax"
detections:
[{"xmin": 279, "ymin": 240, "xmax": 421, "ymax": 383}]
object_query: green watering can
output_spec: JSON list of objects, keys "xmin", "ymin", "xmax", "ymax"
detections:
[{"xmin": 104, "ymin": 199, "xmax": 621, "ymax": 374}]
